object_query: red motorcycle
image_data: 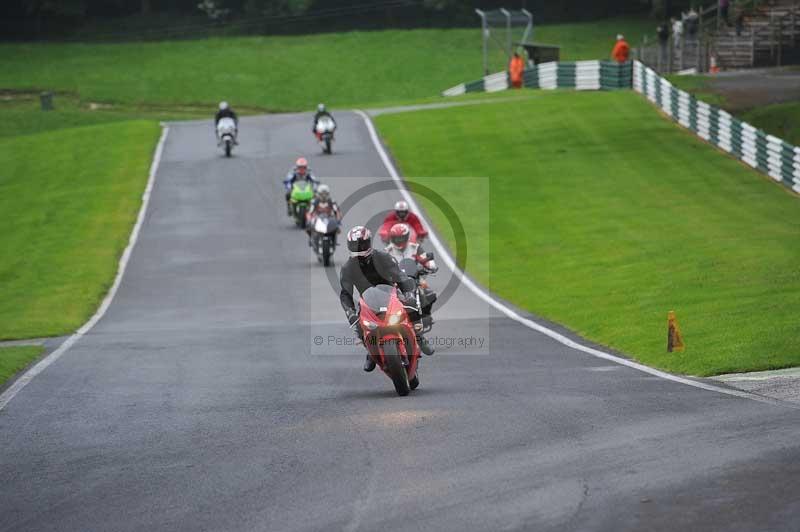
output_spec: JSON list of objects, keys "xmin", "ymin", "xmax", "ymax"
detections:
[{"xmin": 357, "ymin": 284, "xmax": 421, "ymax": 396}]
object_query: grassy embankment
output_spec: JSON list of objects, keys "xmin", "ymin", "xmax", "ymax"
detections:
[
  {"xmin": 0, "ymin": 100, "xmax": 159, "ymax": 384},
  {"xmin": 375, "ymin": 91, "xmax": 800, "ymax": 376},
  {"xmin": 0, "ymin": 18, "xmax": 651, "ymax": 111}
]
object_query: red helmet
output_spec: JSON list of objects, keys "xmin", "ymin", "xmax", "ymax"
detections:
[
  {"xmin": 295, "ymin": 157, "xmax": 308, "ymax": 176},
  {"xmin": 346, "ymin": 226, "xmax": 373, "ymax": 257},
  {"xmin": 389, "ymin": 223, "xmax": 411, "ymax": 250},
  {"xmin": 394, "ymin": 200, "xmax": 409, "ymax": 220}
]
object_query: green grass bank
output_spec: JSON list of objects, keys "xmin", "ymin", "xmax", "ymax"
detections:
[
  {"xmin": 375, "ymin": 90, "xmax": 800, "ymax": 377},
  {"xmin": 0, "ymin": 346, "xmax": 45, "ymax": 387},
  {"xmin": 0, "ymin": 120, "xmax": 159, "ymax": 340},
  {"xmin": 740, "ymin": 102, "xmax": 800, "ymax": 146},
  {"xmin": 0, "ymin": 18, "xmax": 651, "ymax": 111}
]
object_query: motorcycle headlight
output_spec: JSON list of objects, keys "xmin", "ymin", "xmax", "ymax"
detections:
[
  {"xmin": 387, "ymin": 311, "xmax": 403, "ymax": 326},
  {"xmin": 362, "ymin": 320, "xmax": 378, "ymax": 330}
]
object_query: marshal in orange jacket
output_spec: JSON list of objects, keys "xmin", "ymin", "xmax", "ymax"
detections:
[
  {"xmin": 508, "ymin": 54, "xmax": 525, "ymax": 88},
  {"xmin": 611, "ymin": 38, "xmax": 630, "ymax": 63}
]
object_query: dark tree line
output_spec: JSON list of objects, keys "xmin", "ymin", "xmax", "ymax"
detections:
[{"xmin": 3, "ymin": 0, "xmax": 698, "ymax": 40}]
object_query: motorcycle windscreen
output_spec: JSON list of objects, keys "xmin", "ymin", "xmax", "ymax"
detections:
[
  {"xmin": 291, "ymin": 183, "xmax": 314, "ymax": 201},
  {"xmin": 217, "ymin": 117, "xmax": 236, "ymax": 134},
  {"xmin": 314, "ymin": 215, "xmax": 339, "ymax": 234},
  {"xmin": 361, "ymin": 285, "xmax": 394, "ymax": 315},
  {"xmin": 316, "ymin": 117, "xmax": 335, "ymax": 132},
  {"xmin": 397, "ymin": 258, "xmax": 420, "ymax": 278}
]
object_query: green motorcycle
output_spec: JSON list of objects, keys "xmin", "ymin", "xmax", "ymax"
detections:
[{"xmin": 290, "ymin": 181, "xmax": 315, "ymax": 229}]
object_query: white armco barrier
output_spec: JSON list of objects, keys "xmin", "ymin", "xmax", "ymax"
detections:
[
  {"xmin": 575, "ymin": 60, "xmax": 601, "ymax": 90},
  {"xmin": 483, "ymin": 71, "xmax": 509, "ymax": 92},
  {"xmin": 537, "ymin": 62, "xmax": 558, "ymax": 89}
]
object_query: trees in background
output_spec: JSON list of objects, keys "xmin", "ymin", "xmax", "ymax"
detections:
[{"xmin": 3, "ymin": 0, "xmax": 665, "ymax": 40}]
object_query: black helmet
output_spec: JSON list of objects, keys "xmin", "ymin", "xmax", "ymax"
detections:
[{"xmin": 347, "ymin": 226, "xmax": 373, "ymax": 257}]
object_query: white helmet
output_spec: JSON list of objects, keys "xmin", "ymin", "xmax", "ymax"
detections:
[
  {"xmin": 219, "ymin": 101, "xmax": 229, "ymax": 111},
  {"xmin": 394, "ymin": 200, "xmax": 409, "ymax": 220},
  {"xmin": 317, "ymin": 103, "xmax": 326, "ymax": 113},
  {"xmin": 317, "ymin": 183, "xmax": 331, "ymax": 201}
]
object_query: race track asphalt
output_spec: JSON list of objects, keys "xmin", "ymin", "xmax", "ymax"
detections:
[{"xmin": 1, "ymin": 112, "xmax": 799, "ymax": 532}]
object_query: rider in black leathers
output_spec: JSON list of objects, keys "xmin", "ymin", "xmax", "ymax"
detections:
[
  {"xmin": 214, "ymin": 101, "xmax": 239, "ymax": 143},
  {"xmin": 312, "ymin": 103, "xmax": 336, "ymax": 133},
  {"xmin": 339, "ymin": 226, "xmax": 434, "ymax": 372}
]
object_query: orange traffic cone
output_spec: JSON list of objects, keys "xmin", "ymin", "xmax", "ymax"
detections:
[
  {"xmin": 667, "ymin": 311, "xmax": 685, "ymax": 352},
  {"xmin": 710, "ymin": 54, "xmax": 720, "ymax": 74}
]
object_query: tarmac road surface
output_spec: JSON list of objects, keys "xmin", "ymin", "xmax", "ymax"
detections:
[{"xmin": 1, "ymin": 112, "xmax": 799, "ymax": 532}]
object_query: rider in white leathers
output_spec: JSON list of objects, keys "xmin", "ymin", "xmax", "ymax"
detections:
[{"xmin": 384, "ymin": 223, "xmax": 437, "ymax": 273}]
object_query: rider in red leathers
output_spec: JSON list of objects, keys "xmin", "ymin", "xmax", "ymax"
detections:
[{"xmin": 379, "ymin": 200, "xmax": 428, "ymax": 244}]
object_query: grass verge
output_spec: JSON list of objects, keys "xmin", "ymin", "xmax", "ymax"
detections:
[
  {"xmin": 666, "ymin": 75, "xmax": 727, "ymax": 107},
  {"xmin": 0, "ymin": 119, "xmax": 159, "ymax": 340},
  {"xmin": 0, "ymin": 346, "xmax": 45, "ymax": 387},
  {"xmin": 375, "ymin": 90, "xmax": 800, "ymax": 376},
  {"xmin": 0, "ymin": 18, "xmax": 651, "ymax": 111},
  {"xmin": 740, "ymin": 102, "xmax": 800, "ymax": 146}
]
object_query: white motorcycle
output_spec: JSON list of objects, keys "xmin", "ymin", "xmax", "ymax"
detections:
[
  {"xmin": 315, "ymin": 116, "xmax": 335, "ymax": 154},
  {"xmin": 217, "ymin": 117, "xmax": 237, "ymax": 157}
]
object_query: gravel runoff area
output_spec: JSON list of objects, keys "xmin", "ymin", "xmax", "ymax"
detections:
[{"xmin": 713, "ymin": 368, "xmax": 800, "ymax": 405}]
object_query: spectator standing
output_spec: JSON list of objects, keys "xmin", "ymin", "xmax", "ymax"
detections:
[
  {"xmin": 735, "ymin": 9, "xmax": 744, "ymax": 36},
  {"xmin": 657, "ymin": 23, "xmax": 670, "ymax": 66},
  {"xmin": 685, "ymin": 7, "xmax": 699, "ymax": 38},
  {"xmin": 508, "ymin": 52, "xmax": 525, "ymax": 89},
  {"xmin": 720, "ymin": 0, "xmax": 731, "ymax": 26},
  {"xmin": 611, "ymin": 34, "xmax": 630, "ymax": 63},
  {"xmin": 657, "ymin": 23, "xmax": 670, "ymax": 45},
  {"xmin": 672, "ymin": 17, "xmax": 684, "ymax": 48}
]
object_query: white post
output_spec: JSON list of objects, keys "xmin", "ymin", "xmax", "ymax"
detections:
[
  {"xmin": 500, "ymin": 8, "xmax": 512, "ymax": 58},
  {"xmin": 476, "ymin": 9, "xmax": 489, "ymax": 76}
]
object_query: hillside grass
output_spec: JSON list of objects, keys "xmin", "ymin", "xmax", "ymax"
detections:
[
  {"xmin": 375, "ymin": 90, "xmax": 800, "ymax": 377},
  {"xmin": 0, "ymin": 346, "xmax": 45, "ymax": 387},
  {"xmin": 0, "ymin": 18, "xmax": 651, "ymax": 111},
  {"xmin": 0, "ymin": 94, "xmax": 226, "ymax": 138},
  {"xmin": 0, "ymin": 119, "xmax": 159, "ymax": 340},
  {"xmin": 667, "ymin": 75, "xmax": 728, "ymax": 107},
  {"xmin": 741, "ymin": 102, "xmax": 800, "ymax": 146}
]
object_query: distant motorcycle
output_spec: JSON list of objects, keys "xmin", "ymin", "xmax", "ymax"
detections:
[
  {"xmin": 357, "ymin": 284, "xmax": 421, "ymax": 396},
  {"xmin": 289, "ymin": 181, "xmax": 314, "ymax": 228},
  {"xmin": 310, "ymin": 213, "xmax": 339, "ymax": 267},
  {"xmin": 315, "ymin": 116, "xmax": 336, "ymax": 154},
  {"xmin": 217, "ymin": 117, "xmax": 237, "ymax": 157}
]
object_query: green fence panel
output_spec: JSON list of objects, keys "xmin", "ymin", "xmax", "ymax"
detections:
[
  {"xmin": 464, "ymin": 79, "xmax": 485, "ymax": 93},
  {"xmin": 523, "ymin": 66, "xmax": 539, "ymax": 88}
]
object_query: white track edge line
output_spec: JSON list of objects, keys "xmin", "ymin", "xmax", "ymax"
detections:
[
  {"xmin": 354, "ymin": 109, "xmax": 789, "ymax": 408},
  {"xmin": 0, "ymin": 125, "xmax": 170, "ymax": 412}
]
